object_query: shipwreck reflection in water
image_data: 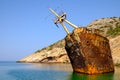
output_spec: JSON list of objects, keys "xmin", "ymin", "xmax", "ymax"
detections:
[{"xmin": 69, "ymin": 72, "xmax": 114, "ymax": 80}]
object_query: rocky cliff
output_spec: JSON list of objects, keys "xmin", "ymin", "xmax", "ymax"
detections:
[
  {"xmin": 18, "ymin": 40, "xmax": 69, "ymax": 63},
  {"xmin": 18, "ymin": 17, "xmax": 120, "ymax": 65}
]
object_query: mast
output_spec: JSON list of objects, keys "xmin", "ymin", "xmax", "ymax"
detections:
[{"xmin": 49, "ymin": 8, "xmax": 78, "ymax": 34}]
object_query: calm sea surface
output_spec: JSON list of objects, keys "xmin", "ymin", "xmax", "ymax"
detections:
[{"xmin": 0, "ymin": 61, "xmax": 120, "ymax": 80}]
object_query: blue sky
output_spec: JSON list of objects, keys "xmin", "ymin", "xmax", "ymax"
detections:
[{"xmin": 0, "ymin": 0, "xmax": 120, "ymax": 61}]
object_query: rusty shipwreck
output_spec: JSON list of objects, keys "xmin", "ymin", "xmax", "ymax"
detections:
[{"xmin": 49, "ymin": 8, "xmax": 114, "ymax": 74}]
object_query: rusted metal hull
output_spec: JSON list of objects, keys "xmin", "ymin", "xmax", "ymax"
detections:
[{"xmin": 65, "ymin": 28, "xmax": 114, "ymax": 74}]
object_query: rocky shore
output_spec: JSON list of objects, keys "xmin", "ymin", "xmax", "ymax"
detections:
[{"xmin": 18, "ymin": 17, "xmax": 120, "ymax": 66}]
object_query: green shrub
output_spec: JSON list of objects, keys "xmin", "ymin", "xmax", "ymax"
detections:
[
  {"xmin": 107, "ymin": 25, "xmax": 120, "ymax": 37},
  {"xmin": 35, "ymin": 47, "xmax": 46, "ymax": 53}
]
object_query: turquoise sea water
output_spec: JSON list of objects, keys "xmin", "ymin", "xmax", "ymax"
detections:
[{"xmin": 0, "ymin": 62, "xmax": 120, "ymax": 80}]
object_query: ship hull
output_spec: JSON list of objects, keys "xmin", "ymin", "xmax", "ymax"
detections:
[{"xmin": 65, "ymin": 28, "xmax": 114, "ymax": 74}]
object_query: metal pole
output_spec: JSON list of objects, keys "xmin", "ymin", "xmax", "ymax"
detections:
[
  {"xmin": 61, "ymin": 23, "xmax": 70, "ymax": 34},
  {"xmin": 49, "ymin": 8, "xmax": 59, "ymax": 18},
  {"xmin": 49, "ymin": 8, "xmax": 78, "ymax": 34},
  {"xmin": 65, "ymin": 19, "xmax": 78, "ymax": 28}
]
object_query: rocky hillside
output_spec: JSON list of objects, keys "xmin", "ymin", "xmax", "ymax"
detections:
[
  {"xmin": 18, "ymin": 40, "xmax": 69, "ymax": 63},
  {"xmin": 18, "ymin": 17, "xmax": 120, "ymax": 65},
  {"xmin": 87, "ymin": 17, "xmax": 120, "ymax": 38}
]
